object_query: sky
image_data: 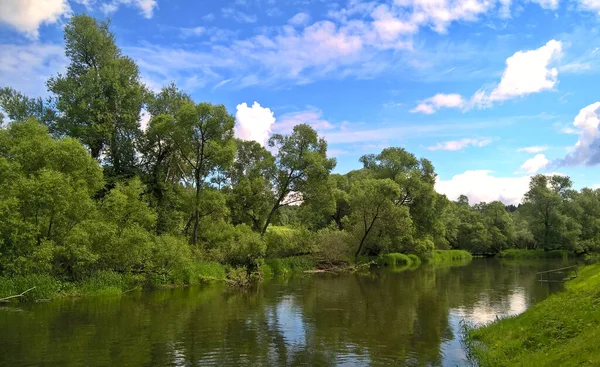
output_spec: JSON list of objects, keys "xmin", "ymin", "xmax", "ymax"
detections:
[{"xmin": 1, "ymin": 0, "xmax": 600, "ymax": 205}]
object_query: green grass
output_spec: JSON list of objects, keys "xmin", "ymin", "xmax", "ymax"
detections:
[
  {"xmin": 497, "ymin": 249, "xmax": 574, "ymax": 260},
  {"xmin": 430, "ymin": 249, "xmax": 473, "ymax": 264},
  {"xmin": 0, "ymin": 274, "xmax": 61, "ymax": 302},
  {"xmin": 466, "ymin": 263, "xmax": 600, "ymax": 366},
  {"xmin": 263, "ymin": 256, "xmax": 316, "ymax": 278}
]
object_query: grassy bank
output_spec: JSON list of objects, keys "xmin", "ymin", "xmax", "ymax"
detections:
[
  {"xmin": 430, "ymin": 249, "xmax": 473, "ymax": 264},
  {"xmin": 496, "ymin": 249, "xmax": 575, "ymax": 260},
  {"xmin": 465, "ymin": 263, "xmax": 600, "ymax": 366},
  {"xmin": 0, "ymin": 260, "xmax": 229, "ymax": 302}
]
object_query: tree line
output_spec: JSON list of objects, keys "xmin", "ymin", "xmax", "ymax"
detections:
[{"xmin": 1, "ymin": 15, "xmax": 598, "ymax": 284}]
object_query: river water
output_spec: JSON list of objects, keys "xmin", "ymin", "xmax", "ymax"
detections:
[{"xmin": 0, "ymin": 258, "xmax": 570, "ymax": 366}]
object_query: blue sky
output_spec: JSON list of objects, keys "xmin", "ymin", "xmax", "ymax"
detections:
[{"xmin": 1, "ymin": 0, "xmax": 600, "ymax": 204}]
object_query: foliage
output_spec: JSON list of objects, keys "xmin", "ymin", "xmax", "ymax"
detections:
[
  {"xmin": 430, "ymin": 250, "xmax": 473, "ymax": 264},
  {"xmin": 263, "ymin": 256, "xmax": 316, "ymax": 277},
  {"xmin": 496, "ymin": 249, "xmax": 573, "ymax": 259},
  {"xmin": 466, "ymin": 263, "xmax": 600, "ymax": 366}
]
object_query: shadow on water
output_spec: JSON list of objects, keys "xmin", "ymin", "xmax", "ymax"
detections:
[{"xmin": 0, "ymin": 258, "xmax": 573, "ymax": 366}]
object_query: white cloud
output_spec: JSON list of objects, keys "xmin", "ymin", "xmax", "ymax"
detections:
[
  {"xmin": 411, "ymin": 93, "xmax": 465, "ymax": 114},
  {"xmin": 517, "ymin": 146, "xmax": 548, "ymax": 153},
  {"xmin": 180, "ymin": 27, "xmax": 205, "ymax": 37},
  {"xmin": 222, "ymin": 7, "xmax": 257, "ymax": 23},
  {"xmin": 436, "ymin": 170, "xmax": 532, "ymax": 205},
  {"xmin": 520, "ymin": 154, "xmax": 549, "ymax": 173},
  {"xmin": 530, "ymin": 0, "xmax": 561, "ymax": 9},
  {"xmin": 427, "ymin": 138, "xmax": 493, "ymax": 151},
  {"xmin": 486, "ymin": 39, "xmax": 562, "ymax": 103},
  {"xmin": 412, "ymin": 40, "xmax": 562, "ymax": 113},
  {"xmin": 235, "ymin": 102, "xmax": 276, "ymax": 146},
  {"xmin": 0, "ymin": 0, "xmax": 71, "ymax": 39},
  {"xmin": 100, "ymin": 0, "xmax": 158, "ymax": 18},
  {"xmin": 273, "ymin": 107, "xmax": 335, "ymax": 135},
  {"xmin": 0, "ymin": 43, "xmax": 66, "ymax": 96},
  {"xmin": 202, "ymin": 13, "xmax": 216, "ymax": 22},
  {"xmin": 556, "ymin": 102, "xmax": 600, "ymax": 166},
  {"xmin": 289, "ymin": 12, "xmax": 311, "ymax": 26},
  {"xmin": 575, "ymin": 0, "xmax": 600, "ymax": 13}
]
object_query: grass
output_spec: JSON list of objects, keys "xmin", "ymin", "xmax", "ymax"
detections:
[
  {"xmin": 465, "ymin": 262, "xmax": 600, "ymax": 366},
  {"xmin": 262, "ymin": 256, "xmax": 317, "ymax": 278},
  {"xmin": 0, "ymin": 274, "xmax": 61, "ymax": 302},
  {"xmin": 496, "ymin": 249, "xmax": 574, "ymax": 260},
  {"xmin": 429, "ymin": 249, "xmax": 473, "ymax": 264}
]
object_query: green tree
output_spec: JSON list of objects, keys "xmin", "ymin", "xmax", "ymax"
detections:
[
  {"xmin": 262, "ymin": 124, "xmax": 336, "ymax": 235},
  {"xmin": 521, "ymin": 174, "xmax": 580, "ymax": 251},
  {"xmin": 140, "ymin": 84, "xmax": 192, "ymax": 234},
  {"xmin": 47, "ymin": 15, "xmax": 145, "ymax": 177},
  {"xmin": 348, "ymin": 178, "xmax": 412, "ymax": 259},
  {"xmin": 360, "ymin": 147, "xmax": 438, "ymax": 240},
  {"xmin": 227, "ymin": 139, "xmax": 276, "ymax": 231},
  {"xmin": 169, "ymin": 102, "xmax": 235, "ymax": 245},
  {"xmin": 0, "ymin": 87, "xmax": 55, "ymax": 126}
]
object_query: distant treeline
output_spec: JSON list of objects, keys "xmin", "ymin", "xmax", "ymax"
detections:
[{"xmin": 1, "ymin": 15, "xmax": 598, "ymax": 286}]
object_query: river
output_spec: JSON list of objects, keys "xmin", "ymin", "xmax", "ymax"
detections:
[{"xmin": 0, "ymin": 258, "xmax": 571, "ymax": 366}]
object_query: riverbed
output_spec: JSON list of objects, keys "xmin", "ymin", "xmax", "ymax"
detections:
[{"xmin": 0, "ymin": 258, "xmax": 571, "ymax": 366}]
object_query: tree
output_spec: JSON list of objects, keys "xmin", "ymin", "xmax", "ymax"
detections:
[
  {"xmin": 47, "ymin": 15, "xmax": 145, "ymax": 178},
  {"xmin": 169, "ymin": 102, "xmax": 235, "ymax": 245},
  {"xmin": 140, "ymin": 84, "xmax": 192, "ymax": 234},
  {"xmin": 227, "ymin": 139, "xmax": 276, "ymax": 231},
  {"xmin": 0, "ymin": 87, "xmax": 55, "ymax": 126},
  {"xmin": 522, "ymin": 174, "xmax": 580, "ymax": 251},
  {"xmin": 348, "ymin": 178, "xmax": 412, "ymax": 259},
  {"xmin": 261, "ymin": 124, "xmax": 336, "ymax": 235},
  {"xmin": 360, "ymin": 147, "xmax": 438, "ymax": 239}
]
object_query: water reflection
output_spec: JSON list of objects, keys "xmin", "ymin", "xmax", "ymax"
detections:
[{"xmin": 0, "ymin": 258, "xmax": 571, "ymax": 367}]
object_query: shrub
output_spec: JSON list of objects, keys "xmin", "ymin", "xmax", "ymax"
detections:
[
  {"xmin": 264, "ymin": 226, "xmax": 316, "ymax": 258},
  {"xmin": 313, "ymin": 227, "xmax": 353, "ymax": 264},
  {"xmin": 377, "ymin": 253, "xmax": 412, "ymax": 267}
]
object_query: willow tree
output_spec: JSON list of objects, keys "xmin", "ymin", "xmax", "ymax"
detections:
[
  {"xmin": 261, "ymin": 124, "xmax": 335, "ymax": 235},
  {"xmin": 169, "ymin": 102, "xmax": 235, "ymax": 245},
  {"xmin": 47, "ymin": 15, "xmax": 145, "ymax": 178}
]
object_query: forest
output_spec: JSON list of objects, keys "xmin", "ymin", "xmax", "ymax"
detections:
[{"xmin": 1, "ymin": 15, "xmax": 599, "ymax": 293}]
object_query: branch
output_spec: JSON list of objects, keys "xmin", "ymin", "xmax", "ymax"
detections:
[{"xmin": 0, "ymin": 287, "xmax": 36, "ymax": 302}]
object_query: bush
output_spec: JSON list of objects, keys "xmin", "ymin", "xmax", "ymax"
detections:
[
  {"xmin": 264, "ymin": 226, "xmax": 316, "ymax": 258},
  {"xmin": 77, "ymin": 270, "xmax": 130, "ymax": 296},
  {"xmin": 207, "ymin": 224, "xmax": 266, "ymax": 269},
  {"xmin": 313, "ymin": 227, "xmax": 353, "ymax": 264}
]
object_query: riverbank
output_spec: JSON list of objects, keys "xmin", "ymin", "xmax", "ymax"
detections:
[
  {"xmin": 465, "ymin": 262, "xmax": 600, "ymax": 366},
  {"xmin": 496, "ymin": 249, "xmax": 575, "ymax": 259},
  {"xmin": 0, "ymin": 250, "xmax": 473, "ymax": 303}
]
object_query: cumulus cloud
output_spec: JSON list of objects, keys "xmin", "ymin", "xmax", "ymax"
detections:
[
  {"xmin": 0, "ymin": 0, "xmax": 71, "ymax": 39},
  {"xmin": 519, "ymin": 154, "xmax": 549, "ymax": 174},
  {"xmin": 556, "ymin": 102, "xmax": 600, "ymax": 166},
  {"xmin": 485, "ymin": 39, "xmax": 562, "ymax": 103},
  {"xmin": 435, "ymin": 170, "xmax": 532, "ymax": 205},
  {"xmin": 180, "ymin": 27, "xmax": 205, "ymax": 37},
  {"xmin": 427, "ymin": 138, "xmax": 492, "ymax": 151},
  {"xmin": 412, "ymin": 40, "xmax": 562, "ymax": 113},
  {"xmin": 517, "ymin": 146, "xmax": 548, "ymax": 153},
  {"xmin": 411, "ymin": 93, "xmax": 465, "ymax": 114},
  {"xmin": 575, "ymin": 0, "xmax": 600, "ymax": 13},
  {"xmin": 235, "ymin": 102, "xmax": 276, "ymax": 146},
  {"xmin": 222, "ymin": 7, "xmax": 257, "ymax": 23}
]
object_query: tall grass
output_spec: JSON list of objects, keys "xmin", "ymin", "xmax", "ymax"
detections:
[
  {"xmin": 0, "ymin": 274, "xmax": 61, "ymax": 302},
  {"xmin": 430, "ymin": 250, "xmax": 473, "ymax": 264},
  {"xmin": 263, "ymin": 256, "xmax": 316, "ymax": 278}
]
